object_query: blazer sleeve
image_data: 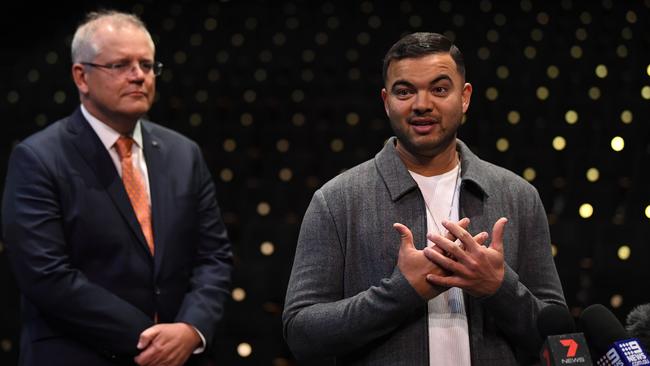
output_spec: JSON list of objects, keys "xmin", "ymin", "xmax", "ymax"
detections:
[
  {"xmin": 282, "ymin": 189, "xmax": 425, "ymax": 360},
  {"xmin": 1, "ymin": 143, "xmax": 154, "ymax": 356},
  {"xmin": 172, "ymin": 144, "xmax": 233, "ymax": 346},
  {"xmin": 479, "ymin": 187, "xmax": 566, "ymax": 357}
]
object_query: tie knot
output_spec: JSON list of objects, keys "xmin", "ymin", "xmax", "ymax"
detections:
[{"xmin": 115, "ymin": 136, "xmax": 134, "ymax": 159}]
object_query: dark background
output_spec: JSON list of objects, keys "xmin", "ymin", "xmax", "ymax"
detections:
[{"xmin": 1, "ymin": 0, "xmax": 649, "ymax": 364}]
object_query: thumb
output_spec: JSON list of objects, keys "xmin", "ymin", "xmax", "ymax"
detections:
[
  {"xmin": 490, "ymin": 217, "xmax": 508, "ymax": 253},
  {"xmin": 393, "ymin": 223, "xmax": 415, "ymax": 251}
]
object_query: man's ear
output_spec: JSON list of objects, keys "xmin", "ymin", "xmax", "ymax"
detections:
[
  {"xmin": 72, "ymin": 64, "xmax": 89, "ymax": 95},
  {"xmin": 461, "ymin": 82, "xmax": 472, "ymax": 113},
  {"xmin": 381, "ymin": 88, "xmax": 389, "ymax": 116}
]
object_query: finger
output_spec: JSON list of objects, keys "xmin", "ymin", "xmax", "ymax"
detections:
[
  {"xmin": 490, "ymin": 217, "xmax": 508, "ymax": 253},
  {"xmin": 426, "ymin": 273, "xmax": 463, "ymax": 289},
  {"xmin": 444, "ymin": 217, "xmax": 470, "ymax": 241},
  {"xmin": 423, "ymin": 246, "xmax": 468, "ymax": 275},
  {"xmin": 442, "ymin": 220, "xmax": 479, "ymax": 252},
  {"xmin": 474, "ymin": 232, "xmax": 488, "ymax": 246},
  {"xmin": 393, "ymin": 223, "xmax": 415, "ymax": 251},
  {"xmin": 427, "ymin": 233, "xmax": 469, "ymax": 262},
  {"xmin": 137, "ymin": 325, "xmax": 160, "ymax": 350}
]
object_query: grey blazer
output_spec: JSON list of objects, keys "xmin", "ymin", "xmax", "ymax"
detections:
[{"xmin": 283, "ymin": 137, "xmax": 566, "ymax": 365}]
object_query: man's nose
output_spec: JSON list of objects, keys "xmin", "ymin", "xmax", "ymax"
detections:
[{"xmin": 412, "ymin": 90, "xmax": 433, "ymax": 113}]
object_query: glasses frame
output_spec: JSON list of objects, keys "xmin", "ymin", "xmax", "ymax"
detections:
[{"xmin": 80, "ymin": 60, "xmax": 164, "ymax": 77}]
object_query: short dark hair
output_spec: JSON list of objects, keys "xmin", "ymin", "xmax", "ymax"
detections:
[{"xmin": 382, "ymin": 32, "xmax": 465, "ymax": 84}]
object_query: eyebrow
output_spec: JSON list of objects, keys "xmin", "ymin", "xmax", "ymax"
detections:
[{"xmin": 390, "ymin": 74, "xmax": 454, "ymax": 90}]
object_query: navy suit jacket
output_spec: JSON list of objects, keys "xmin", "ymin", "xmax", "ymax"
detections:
[{"xmin": 2, "ymin": 108, "xmax": 233, "ymax": 365}]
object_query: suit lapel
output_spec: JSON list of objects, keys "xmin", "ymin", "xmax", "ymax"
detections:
[
  {"xmin": 141, "ymin": 121, "xmax": 167, "ymax": 275},
  {"xmin": 66, "ymin": 108, "xmax": 153, "ymax": 258}
]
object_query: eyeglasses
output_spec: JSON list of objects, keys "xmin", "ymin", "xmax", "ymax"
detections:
[{"xmin": 81, "ymin": 60, "xmax": 164, "ymax": 77}]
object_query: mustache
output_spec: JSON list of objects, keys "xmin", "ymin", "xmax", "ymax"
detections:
[{"xmin": 407, "ymin": 115, "xmax": 441, "ymax": 123}]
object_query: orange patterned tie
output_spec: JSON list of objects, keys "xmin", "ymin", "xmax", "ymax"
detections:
[{"xmin": 114, "ymin": 136, "xmax": 154, "ymax": 254}]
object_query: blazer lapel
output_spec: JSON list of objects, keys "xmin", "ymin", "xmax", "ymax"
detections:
[
  {"xmin": 141, "ymin": 121, "xmax": 167, "ymax": 275},
  {"xmin": 66, "ymin": 108, "xmax": 152, "ymax": 258}
]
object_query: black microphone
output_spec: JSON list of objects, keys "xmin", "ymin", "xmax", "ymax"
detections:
[
  {"xmin": 538, "ymin": 304, "xmax": 593, "ymax": 365},
  {"xmin": 626, "ymin": 303, "xmax": 650, "ymax": 352},
  {"xmin": 579, "ymin": 304, "xmax": 650, "ymax": 366}
]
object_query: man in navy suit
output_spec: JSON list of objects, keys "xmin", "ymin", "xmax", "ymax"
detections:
[{"xmin": 1, "ymin": 10, "xmax": 232, "ymax": 366}]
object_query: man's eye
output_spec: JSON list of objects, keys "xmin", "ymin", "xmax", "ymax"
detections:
[
  {"xmin": 140, "ymin": 62, "xmax": 154, "ymax": 71},
  {"xmin": 110, "ymin": 63, "xmax": 128, "ymax": 70}
]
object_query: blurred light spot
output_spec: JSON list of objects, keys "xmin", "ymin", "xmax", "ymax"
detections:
[
  {"xmin": 531, "ymin": 28, "xmax": 543, "ymax": 41},
  {"xmin": 232, "ymin": 288, "xmax": 246, "ymax": 301},
  {"xmin": 588, "ymin": 87, "xmax": 601, "ymax": 100},
  {"xmin": 586, "ymin": 168, "xmax": 599, "ymax": 182},
  {"xmin": 243, "ymin": 90, "xmax": 256, "ymax": 103},
  {"xmin": 626, "ymin": 10, "xmax": 637, "ymax": 23},
  {"xmin": 620, "ymin": 110, "xmax": 633, "ymax": 124},
  {"xmin": 595, "ymin": 64, "xmax": 608, "ymax": 78},
  {"xmin": 27, "ymin": 69, "xmax": 40, "ymax": 82},
  {"xmin": 241, "ymin": 113, "xmax": 253, "ymax": 127},
  {"xmin": 223, "ymin": 139, "xmax": 236, "ymax": 152},
  {"xmin": 174, "ymin": 51, "xmax": 187, "ymax": 64},
  {"xmin": 645, "ymin": 205, "xmax": 650, "ymax": 219},
  {"xmin": 279, "ymin": 168, "xmax": 293, "ymax": 182},
  {"xmin": 496, "ymin": 138, "xmax": 509, "ymax": 152},
  {"xmin": 485, "ymin": 87, "xmax": 498, "ymax": 101},
  {"xmin": 331, "ymin": 139, "xmax": 344, "ymax": 152},
  {"xmin": 486, "ymin": 29, "xmax": 499, "ymax": 42},
  {"xmin": 524, "ymin": 46, "xmax": 537, "ymax": 59},
  {"xmin": 523, "ymin": 168, "xmax": 536, "ymax": 182},
  {"xmin": 346, "ymin": 113, "xmax": 360, "ymax": 126},
  {"xmin": 496, "ymin": 65, "xmax": 509, "ymax": 79},
  {"xmin": 292, "ymin": 113, "xmax": 305, "ymax": 126},
  {"xmin": 565, "ymin": 110, "xmax": 578, "ymax": 124},
  {"xmin": 7, "ymin": 90, "xmax": 19, "ymax": 104},
  {"xmin": 579, "ymin": 203, "xmax": 593, "ymax": 218},
  {"xmin": 536, "ymin": 86, "xmax": 549, "ymax": 100},
  {"xmin": 551, "ymin": 244, "xmax": 557, "ymax": 257},
  {"xmin": 575, "ymin": 28, "xmax": 588, "ymax": 41},
  {"xmin": 260, "ymin": 241, "xmax": 275, "ymax": 256},
  {"xmin": 610, "ymin": 294, "xmax": 623, "ymax": 309},
  {"xmin": 617, "ymin": 45, "xmax": 628, "ymax": 58},
  {"xmin": 220, "ymin": 168, "xmax": 233, "ymax": 182},
  {"xmin": 276, "ymin": 139, "xmax": 290, "ymax": 152},
  {"xmin": 195, "ymin": 90, "xmax": 208, "ymax": 103},
  {"xmin": 641, "ymin": 86, "xmax": 650, "ymax": 100},
  {"xmin": 257, "ymin": 202, "xmax": 271, "ymax": 216},
  {"xmin": 0, "ymin": 339, "xmax": 11, "ymax": 352},
  {"xmin": 507, "ymin": 111, "xmax": 520, "ymax": 124},
  {"xmin": 45, "ymin": 51, "xmax": 58, "ymax": 64},
  {"xmin": 610, "ymin": 136, "xmax": 624, "ymax": 152},
  {"xmin": 53, "ymin": 91, "xmax": 66, "ymax": 104},
  {"xmin": 547, "ymin": 65, "xmax": 559, "ymax": 79},
  {"xmin": 570, "ymin": 45, "xmax": 583, "ymax": 58},
  {"xmin": 291, "ymin": 90, "xmax": 305, "ymax": 103},
  {"xmin": 478, "ymin": 47, "xmax": 490, "ymax": 60},
  {"xmin": 204, "ymin": 18, "xmax": 217, "ymax": 31},
  {"xmin": 552, "ymin": 136, "xmax": 566, "ymax": 151},
  {"xmin": 617, "ymin": 245, "xmax": 631, "ymax": 260},
  {"xmin": 237, "ymin": 343, "xmax": 252, "ymax": 357}
]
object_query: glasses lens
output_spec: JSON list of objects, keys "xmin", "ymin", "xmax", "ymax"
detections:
[{"xmin": 153, "ymin": 62, "xmax": 163, "ymax": 76}]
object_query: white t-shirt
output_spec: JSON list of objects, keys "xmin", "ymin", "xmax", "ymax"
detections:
[{"xmin": 410, "ymin": 164, "xmax": 471, "ymax": 366}]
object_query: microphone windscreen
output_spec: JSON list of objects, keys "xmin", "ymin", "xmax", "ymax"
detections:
[
  {"xmin": 579, "ymin": 304, "xmax": 629, "ymax": 354},
  {"xmin": 626, "ymin": 303, "xmax": 650, "ymax": 349},
  {"xmin": 538, "ymin": 304, "xmax": 576, "ymax": 338}
]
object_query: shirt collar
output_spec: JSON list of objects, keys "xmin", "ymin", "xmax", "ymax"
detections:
[{"xmin": 80, "ymin": 104, "xmax": 143, "ymax": 151}]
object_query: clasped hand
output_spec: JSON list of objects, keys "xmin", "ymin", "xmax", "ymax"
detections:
[{"xmin": 395, "ymin": 217, "xmax": 507, "ymax": 300}]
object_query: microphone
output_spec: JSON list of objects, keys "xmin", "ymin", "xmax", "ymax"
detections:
[
  {"xmin": 626, "ymin": 303, "xmax": 650, "ymax": 352},
  {"xmin": 579, "ymin": 304, "xmax": 650, "ymax": 366},
  {"xmin": 538, "ymin": 304, "xmax": 593, "ymax": 365}
]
